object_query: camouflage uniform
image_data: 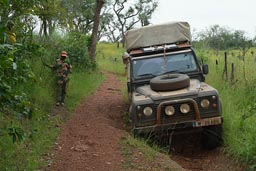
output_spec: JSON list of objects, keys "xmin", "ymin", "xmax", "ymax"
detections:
[
  {"xmin": 2, "ymin": 21, "xmax": 16, "ymax": 44},
  {"xmin": 52, "ymin": 55, "xmax": 72, "ymax": 106}
]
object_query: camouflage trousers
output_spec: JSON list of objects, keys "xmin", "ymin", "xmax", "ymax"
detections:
[{"xmin": 57, "ymin": 81, "xmax": 67, "ymax": 103}]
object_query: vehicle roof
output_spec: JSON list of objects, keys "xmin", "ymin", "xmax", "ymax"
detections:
[{"xmin": 129, "ymin": 45, "xmax": 192, "ymax": 58}]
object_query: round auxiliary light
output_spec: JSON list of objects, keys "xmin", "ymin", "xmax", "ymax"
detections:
[
  {"xmin": 201, "ymin": 99, "xmax": 210, "ymax": 108},
  {"xmin": 180, "ymin": 104, "xmax": 190, "ymax": 114},
  {"xmin": 165, "ymin": 106, "xmax": 175, "ymax": 116},
  {"xmin": 143, "ymin": 107, "xmax": 153, "ymax": 116}
]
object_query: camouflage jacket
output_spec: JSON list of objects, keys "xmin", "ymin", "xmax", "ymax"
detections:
[{"xmin": 53, "ymin": 58, "xmax": 72, "ymax": 84}]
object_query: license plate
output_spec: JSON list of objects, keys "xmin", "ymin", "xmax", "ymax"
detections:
[{"xmin": 193, "ymin": 117, "xmax": 222, "ymax": 127}]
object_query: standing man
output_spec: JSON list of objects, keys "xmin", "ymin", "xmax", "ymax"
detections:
[
  {"xmin": 4, "ymin": 20, "xmax": 16, "ymax": 44},
  {"xmin": 52, "ymin": 51, "xmax": 72, "ymax": 106}
]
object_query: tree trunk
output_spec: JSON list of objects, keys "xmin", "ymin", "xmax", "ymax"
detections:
[
  {"xmin": 43, "ymin": 19, "xmax": 48, "ymax": 37},
  {"xmin": 88, "ymin": 0, "xmax": 105, "ymax": 63}
]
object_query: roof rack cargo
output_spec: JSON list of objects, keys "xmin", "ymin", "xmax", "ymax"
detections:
[
  {"xmin": 125, "ymin": 21, "xmax": 191, "ymax": 52},
  {"xmin": 129, "ymin": 41, "xmax": 191, "ymax": 56}
]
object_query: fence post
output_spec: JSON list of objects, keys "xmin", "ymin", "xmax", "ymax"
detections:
[
  {"xmin": 215, "ymin": 59, "xmax": 218, "ymax": 71},
  {"xmin": 223, "ymin": 52, "xmax": 228, "ymax": 80},
  {"xmin": 231, "ymin": 63, "xmax": 234, "ymax": 82}
]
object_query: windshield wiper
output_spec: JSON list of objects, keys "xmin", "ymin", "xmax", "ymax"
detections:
[
  {"xmin": 162, "ymin": 70, "xmax": 185, "ymax": 75},
  {"xmin": 137, "ymin": 73, "xmax": 156, "ymax": 78}
]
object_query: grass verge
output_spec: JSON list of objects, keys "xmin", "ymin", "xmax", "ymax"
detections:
[
  {"xmin": 65, "ymin": 71, "xmax": 105, "ymax": 111},
  {"xmin": 201, "ymin": 49, "xmax": 256, "ymax": 168},
  {"xmin": 119, "ymin": 134, "xmax": 183, "ymax": 171},
  {"xmin": 0, "ymin": 70, "xmax": 104, "ymax": 171}
]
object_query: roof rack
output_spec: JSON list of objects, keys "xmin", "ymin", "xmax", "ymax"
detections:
[{"xmin": 129, "ymin": 41, "xmax": 191, "ymax": 56}]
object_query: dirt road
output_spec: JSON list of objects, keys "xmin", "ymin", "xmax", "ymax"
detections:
[
  {"xmin": 48, "ymin": 72, "xmax": 246, "ymax": 171},
  {"xmin": 50, "ymin": 72, "xmax": 126, "ymax": 171},
  {"xmin": 169, "ymin": 133, "xmax": 246, "ymax": 171}
]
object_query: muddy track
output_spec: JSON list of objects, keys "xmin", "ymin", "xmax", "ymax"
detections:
[
  {"xmin": 169, "ymin": 133, "xmax": 246, "ymax": 171},
  {"xmin": 49, "ymin": 72, "xmax": 127, "ymax": 171},
  {"xmin": 48, "ymin": 72, "xmax": 246, "ymax": 171}
]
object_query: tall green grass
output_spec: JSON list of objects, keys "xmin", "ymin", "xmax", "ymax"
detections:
[
  {"xmin": 65, "ymin": 71, "xmax": 105, "ymax": 111},
  {"xmin": 97, "ymin": 43, "xmax": 126, "ymax": 75},
  {"xmin": 202, "ymin": 49, "xmax": 256, "ymax": 167}
]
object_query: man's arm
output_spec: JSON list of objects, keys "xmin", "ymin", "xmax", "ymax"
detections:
[{"xmin": 42, "ymin": 61, "xmax": 54, "ymax": 69}]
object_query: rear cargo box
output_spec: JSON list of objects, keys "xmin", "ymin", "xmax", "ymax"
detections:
[{"xmin": 125, "ymin": 21, "xmax": 191, "ymax": 51}]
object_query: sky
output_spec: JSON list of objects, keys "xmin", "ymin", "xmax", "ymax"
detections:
[{"xmin": 151, "ymin": 0, "xmax": 256, "ymax": 38}]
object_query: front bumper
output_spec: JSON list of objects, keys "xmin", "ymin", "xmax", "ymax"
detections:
[{"xmin": 134, "ymin": 116, "xmax": 223, "ymax": 134}]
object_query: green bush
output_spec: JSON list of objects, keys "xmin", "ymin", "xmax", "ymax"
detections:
[
  {"xmin": 0, "ymin": 30, "xmax": 103, "ymax": 170},
  {"xmin": 35, "ymin": 32, "xmax": 93, "ymax": 72}
]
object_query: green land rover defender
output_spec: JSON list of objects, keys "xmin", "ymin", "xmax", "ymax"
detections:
[{"xmin": 123, "ymin": 22, "xmax": 223, "ymax": 149}]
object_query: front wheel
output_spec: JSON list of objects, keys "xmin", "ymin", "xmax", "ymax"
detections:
[{"xmin": 201, "ymin": 125, "xmax": 223, "ymax": 150}]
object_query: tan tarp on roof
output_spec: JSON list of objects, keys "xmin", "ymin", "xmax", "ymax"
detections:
[{"xmin": 125, "ymin": 21, "xmax": 191, "ymax": 51}]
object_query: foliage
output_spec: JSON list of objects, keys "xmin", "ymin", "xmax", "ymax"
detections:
[
  {"xmin": 1, "ymin": 0, "xmax": 159, "ymax": 47},
  {"xmin": 0, "ymin": 1, "xmax": 114, "ymax": 170},
  {"xmin": 62, "ymin": 32, "xmax": 93, "ymax": 70},
  {"xmin": 0, "ymin": 43, "xmax": 37, "ymax": 141},
  {"xmin": 60, "ymin": 0, "xmax": 96, "ymax": 33},
  {"xmin": 0, "ymin": 20, "xmax": 102, "ymax": 170},
  {"xmin": 0, "ymin": 0, "xmax": 38, "ymax": 22},
  {"xmin": 196, "ymin": 25, "xmax": 254, "ymax": 51},
  {"xmin": 33, "ymin": 0, "xmax": 63, "ymax": 36},
  {"xmin": 35, "ymin": 32, "xmax": 93, "ymax": 71}
]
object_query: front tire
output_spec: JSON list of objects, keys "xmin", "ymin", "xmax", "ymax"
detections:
[{"xmin": 201, "ymin": 125, "xmax": 223, "ymax": 150}]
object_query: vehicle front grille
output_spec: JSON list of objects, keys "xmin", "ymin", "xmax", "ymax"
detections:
[{"xmin": 154, "ymin": 101, "xmax": 196, "ymax": 124}]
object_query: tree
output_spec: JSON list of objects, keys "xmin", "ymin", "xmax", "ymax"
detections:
[
  {"xmin": 197, "ymin": 25, "xmax": 253, "ymax": 51},
  {"xmin": 98, "ymin": 6, "xmax": 119, "ymax": 42},
  {"xmin": 34, "ymin": 0, "xmax": 63, "ymax": 37},
  {"xmin": 60, "ymin": 0, "xmax": 96, "ymax": 33},
  {"xmin": 112, "ymin": 0, "xmax": 158, "ymax": 47},
  {"xmin": 88, "ymin": 0, "xmax": 105, "ymax": 62}
]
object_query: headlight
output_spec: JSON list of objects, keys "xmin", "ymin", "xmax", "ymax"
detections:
[
  {"xmin": 165, "ymin": 106, "xmax": 175, "ymax": 116},
  {"xmin": 180, "ymin": 104, "xmax": 190, "ymax": 114},
  {"xmin": 201, "ymin": 99, "xmax": 210, "ymax": 108},
  {"xmin": 143, "ymin": 107, "xmax": 153, "ymax": 116}
]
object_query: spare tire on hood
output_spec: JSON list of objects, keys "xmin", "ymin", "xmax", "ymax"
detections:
[{"xmin": 150, "ymin": 74, "xmax": 190, "ymax": 91}]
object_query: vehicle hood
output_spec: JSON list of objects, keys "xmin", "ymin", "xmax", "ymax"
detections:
[{"xmin": 134, "ymin": 79, "xmax": 213, "ymax": 101}]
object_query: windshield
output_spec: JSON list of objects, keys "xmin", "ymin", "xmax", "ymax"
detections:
[{"xmin": 132, "ymin": 52, "xmax": 198, "ymax": 78}]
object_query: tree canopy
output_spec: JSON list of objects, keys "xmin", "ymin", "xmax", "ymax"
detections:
[{"xmin": 195, "ymin": 25, "xmax": 254, "ymax": 51}]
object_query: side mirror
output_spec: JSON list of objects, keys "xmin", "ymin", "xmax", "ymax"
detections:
[{"xmin": 202, "ymin": 64, "xmax": 209, "ymax": 75}]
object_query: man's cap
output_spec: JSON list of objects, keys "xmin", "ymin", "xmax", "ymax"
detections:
[{"xmin": 60, "ymin": 51, "xmax": 67, "ymax": 57}]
